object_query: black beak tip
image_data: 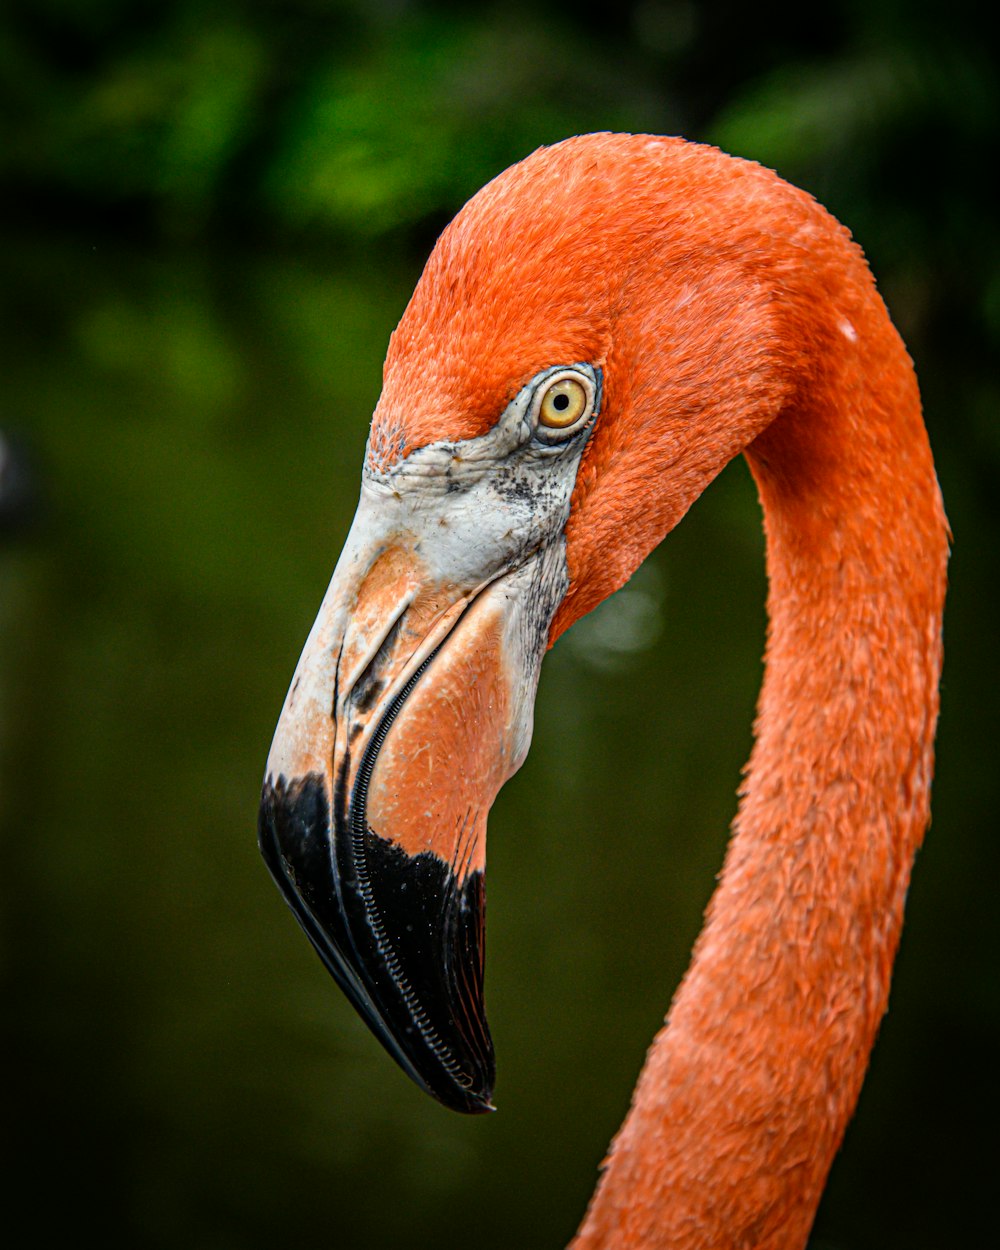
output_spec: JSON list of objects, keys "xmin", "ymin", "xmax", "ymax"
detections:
[
  {"xmin": 427, "ymin": 1076, "xmax": 496, "ymax": 1116},
  {"xmin": 258, "ymin": 774, "xmax": 496, "ymax": 1116}
]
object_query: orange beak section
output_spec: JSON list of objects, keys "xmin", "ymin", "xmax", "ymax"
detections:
[{"xmin": 259, "ymin": 526, "xmax": 551, "ymax": 1112}]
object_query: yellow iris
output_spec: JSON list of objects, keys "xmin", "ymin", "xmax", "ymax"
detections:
[{"xmin": 539, "ymin": 377, "xmax": 588, "ymax": 429}]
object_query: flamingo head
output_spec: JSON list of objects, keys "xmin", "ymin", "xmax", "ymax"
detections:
[{"xmin": 258, "ymin": 134, "xmax": 823, "ymax": 1111}]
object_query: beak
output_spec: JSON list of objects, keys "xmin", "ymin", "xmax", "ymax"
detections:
[{"xmin": 258, "ymin": 484, "xmax": 561, "ymax": 1113}]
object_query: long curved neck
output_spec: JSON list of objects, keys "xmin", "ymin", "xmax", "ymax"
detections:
[{"xmin": 572, "ymin": 301, "xmax": 948, "ymax": 1249}]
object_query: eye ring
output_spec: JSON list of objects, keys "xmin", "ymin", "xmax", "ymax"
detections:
[{"xmin": 532, "ymin": 368, "xmax": 598, "ymax": 440}]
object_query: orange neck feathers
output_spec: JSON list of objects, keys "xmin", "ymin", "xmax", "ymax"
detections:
[
  {"xmin": 567, "ymin": 153, "xmax": 948, "ymax": 1246},
  {"xmin": 361, "ymin": 134, "xmax": 947, "ymax": 1246}
]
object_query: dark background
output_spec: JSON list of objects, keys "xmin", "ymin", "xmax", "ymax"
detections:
[{"xmin": 2, "ymin": 2, "xmax": 996, "ymax": 1247}]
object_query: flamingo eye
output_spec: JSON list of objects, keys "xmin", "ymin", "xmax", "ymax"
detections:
[{"xmin": 537, "ymin": 375, "xmax": 592, "ymax": 431}]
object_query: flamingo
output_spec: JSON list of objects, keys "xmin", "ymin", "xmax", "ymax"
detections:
[{"xmin": 258, "ymin": 133, "xmax": 948, "ymax": 1249}]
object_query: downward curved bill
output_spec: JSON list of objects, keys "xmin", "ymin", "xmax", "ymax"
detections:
[
  {"xmin": 258, "ymin": 474, "xmax": 568, "ymax": 1112},
  {"xmin": 259, "ymin": 367, "xmax": 598, "ymax": 1112}
]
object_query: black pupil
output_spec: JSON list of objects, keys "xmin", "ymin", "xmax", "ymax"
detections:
[{"xmin": 553, "ymin": 393, "xmax": 570, "ymax": 410}]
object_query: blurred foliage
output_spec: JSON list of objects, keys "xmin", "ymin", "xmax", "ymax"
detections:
[
  {"xmin": 2, "ymin": 0, "xmax": 666, "ymax": 236},
  {"xmin": 1, "ymin": 2, "xmax": 997, "ymax": 1249}
]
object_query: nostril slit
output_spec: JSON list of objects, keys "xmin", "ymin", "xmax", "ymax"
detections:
[
  {"xmin": 353, "ymin": 676, "xmax": 385, "ymax": 714},
  {"xmin": 351, "ymin": 612, "xmax": 406, "ymax": 712}
]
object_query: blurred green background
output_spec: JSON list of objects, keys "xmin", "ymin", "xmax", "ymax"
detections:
[{"xmin": 1, "ymin": 2, "xmax": 996, "ymax": 1247}]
